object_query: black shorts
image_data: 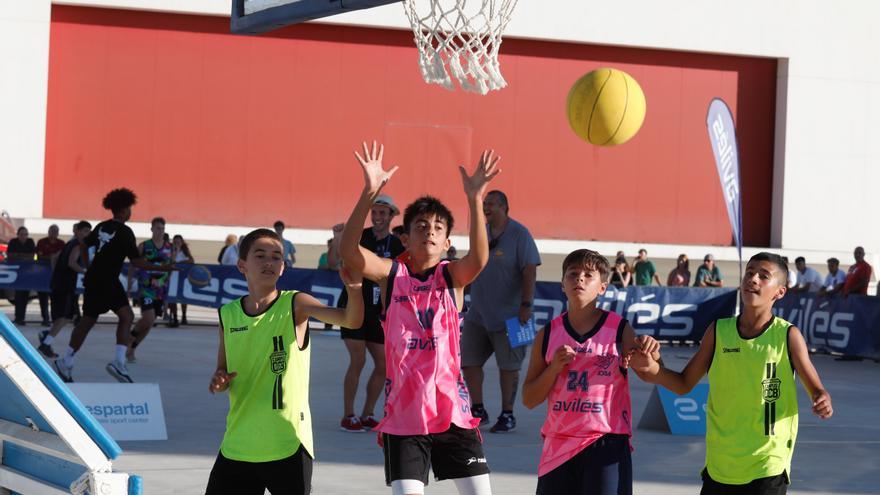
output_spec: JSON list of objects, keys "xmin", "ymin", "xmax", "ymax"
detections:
[
  {"xmin": 137, "ymin": 296, "xmax": 165, "ymax": 315},
  {"xmin": 340, "ymin": 307, "xmax": 385, "ymax": 344},
  {"xmin": 82, "ymin": 280, "xmax": 130, "ymax": 319},
  {"xmin": 205, "ymin": 446, "xmax": 312, "ymax": 495},
  {"xmin": 700, "ymin": 469, "xmax": 788, "ymax": 495},
  {"xmin": 50, "ymin": 290, "xmax": 78, "ymax": 321},
  {"xmin": 383, "ymin": 424, "xmax": 489, "ymax": 486},
  {"xmin": 536, "ymin": 434, "xmax": 632, "ymax": 495}
]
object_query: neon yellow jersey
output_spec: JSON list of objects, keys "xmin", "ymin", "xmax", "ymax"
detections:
[
  {"xmin": 706, "ymin": 316, "xmax": 798, "ymax": 484},
  {"xmin": 218, "ymin": 290, "xmax": 313, "ymax": 462}
]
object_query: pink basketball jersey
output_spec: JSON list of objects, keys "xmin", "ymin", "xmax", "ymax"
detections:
[
  {"xmin": 538, "ymin": 310, "xmax": 633, "ymax": 476},
  {"xmin": 376, "ymin": 260, "xmax": 477, "ymax": 435}
]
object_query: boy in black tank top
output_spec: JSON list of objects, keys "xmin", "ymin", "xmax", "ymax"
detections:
[{"xmin": 53, "ymin": 189, "xmax": 176, "ymax": 384}]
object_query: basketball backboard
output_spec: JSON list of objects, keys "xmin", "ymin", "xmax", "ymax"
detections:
[{"xmin": 231, "ymin": 0, "xmax": 402, "ymax": 34}]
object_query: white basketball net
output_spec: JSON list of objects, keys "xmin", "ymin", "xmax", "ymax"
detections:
[{"xmin": 402, "ymin": 0, "xmax": 518, "ymax": 95}]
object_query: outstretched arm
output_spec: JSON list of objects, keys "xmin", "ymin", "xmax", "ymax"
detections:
[
  {"xmin": 789, "ymin": 326, "xmax": 833, "ymax": 418},
  {"xmin": 341, "ymin": 141, "xmax": 398, "ymax": 283},
  {"xmin": 641, "ymin": 323, "xmax": 715, "ymax": 394},
  {"xmin": 295, "ymin": 267, "xmax": 364, "ymax": 330},
  {"xmin": 447, "ymin": 150, "xmax": 501, "ymax": 288}
]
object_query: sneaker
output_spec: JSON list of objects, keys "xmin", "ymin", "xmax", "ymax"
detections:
[
  {"xmin": 471, "ymin": 405, "xmax": 490, "ymax": 427},
  {"xmin": 490, "ymin": 412, "xmax": 516, "ymax": 433},
  {"xmin": 13, "ymin": 319, "xmax": 26, "ymax": 326},
  {"xmin": 41, "ymin": 320, "xmax": 51, "ymax": 327},
  {"xmin": 181, "ymin": 318, "xmax": 188, "ymax": 326},
  {"xmin": 106, "ymin": 361, "xmax": 134, "ymax": 383},
  {"xmin": 37, "ymin": 331, "xmax": 58, "ymax": 359},
  {"xmin": 340, "ymin": 415, "xmax": 365, "ymax": 432},
  {"xmin": 168, "ymin": 318, "xmax": 180, "ymax": 328},
  {"xmin": 54, "ymin": 359, "xmax": 74, "ymax": 383},
  {"xmin": 360, "ymin": 415, "xmax": 380, "ymax": 430}
]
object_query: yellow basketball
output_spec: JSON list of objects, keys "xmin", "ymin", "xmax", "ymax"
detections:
[{"xmin": 566, "ymin": 68, "xmax": 646, "ymax": 146}]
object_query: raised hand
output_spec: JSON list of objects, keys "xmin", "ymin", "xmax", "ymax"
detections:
[
  {"xmin": 354, "ymin": 141, "xmax": 399, "ymax": 195},
  {"xmin": 458, "ymin": 149, "xmax": 501, "ymax": 199}
]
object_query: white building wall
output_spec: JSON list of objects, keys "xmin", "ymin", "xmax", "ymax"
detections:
[
  {"xmin": 7, "ymin": 0, "xmax": 880, "ymax": 256},
  {"xmin": 0, "ymin": 0, "xmax": 51, "ymax": 218}
]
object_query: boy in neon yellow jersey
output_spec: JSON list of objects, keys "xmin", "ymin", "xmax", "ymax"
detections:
[
  {"xmin": 636, "ymin": 252, "xmax": 833, "ymax": 495},
  {"xmin": 206, "ymin": 228, "xmax": 364, "ymax": 495}
]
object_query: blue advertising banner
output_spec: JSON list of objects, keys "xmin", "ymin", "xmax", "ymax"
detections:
[
  {"xmin": 773, "ymin": 292, "xmax": 880, "ymax": 359},
  {"xmin": 2, "ymin": 261, "xmax": 736, "ymax": 342},
  {"xmin": 7, "ymin": 260, "xmax": 878, "ymax": 355},
  {"xmin": 707, "ymin": 98, "xmax": 743, "ymax": 274}
]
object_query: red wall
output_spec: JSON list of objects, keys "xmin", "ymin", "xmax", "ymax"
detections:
[{"xmin": 44, "ymin": 6, "xmax": 777, "ymax": 246}]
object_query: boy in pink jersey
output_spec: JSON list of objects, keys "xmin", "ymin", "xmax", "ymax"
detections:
[
  {"xmin": 341, "ymin": 141, "xmax": 500, "ymax": 495},
  {"xmin": 522, "ymin": 249, "xmax": 659, "ymax": 495}
]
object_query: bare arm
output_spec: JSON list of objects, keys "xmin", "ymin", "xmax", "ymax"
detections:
[
  {"xmin": 67, "ymin": 245, "xmax": 86, "ymax": 274},
  {"xmin": 653, "ymin": 273, "xmax": 662, "ymax": 286},
  {"xmin": 447, "ymin": 150, "xmax": 501, "ymax": 288},
  {"xmin": 341, "ymin": 142, "xmax": 397, "ymax": 283},
  {"xmin": 788, "ymin": 326, "xmax": 833, "ymax": 418},
  {"xmin": 644, "ymin": 323, "xmax": 715, "ymax": 394},
  {"xmin": 518, "ymin": 264, "xmax": 538, "ymax": 323},
  {"xmin": 522, "ymin": 329, "xmax": 575, "ymax": 409},
  {"xmin": 294, "ymin": 269, "xmax": 364, "ymax": 333},
  {"xmin": 127, "ymin": 243, "xmax": 144, "ymax": 291},
  {"xmin": 130, "ymin": 257, "xmax": 175, "ymax": 272},
  {"xmin": 209, "ymin": 325, "xmax": 236, "ymax": 394}
]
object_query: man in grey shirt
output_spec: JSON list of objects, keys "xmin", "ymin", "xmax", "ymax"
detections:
[{"xmin": 461, "ymin": 190, "xmax": 541, "ymax": 433}]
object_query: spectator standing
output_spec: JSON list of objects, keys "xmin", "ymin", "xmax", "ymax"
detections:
[
  {"xmin": 217, "ymin": 234, "xmax": 237, "ymax": 263},
  {"xmin": 667, "ymin": 254, "xmax": 691, "ymax": 287},
  {"xmin": 694, "ymin": 254, "xmax": 723, "ymax": 287},
  {"xmin": 782, "ymin": 256, "xmax": 798, "ymax": 289},
  {"xmin": 633, "ymin": 248, "xmax": 662, "ymax": 286},
  {"xmin": 818, "ymin": 257, "xmax": 846, "ymax": 296},
  {"xmin": 462, "ymin": 190, "xmax": 541, "ymax": 433},
  {"xmin": 220, "ymin": 238, "xmax": 239, "ymax": 266},
  {"xmin": 791, "ymin": 257, "xmax": 823, "ymax": 293},
  {"xmin": 169, "ymin": 234, "xmax": 194, "ymax": 326},
  {"xmin": 609, "ymin": 256, "xmax": 631, "ymax": 288},
  {"xmin": 843, "ymin": 246, "xmax": 873, "ymax": 296},
  {"xmin": 7, "ymin": 226, "xmax": 36, "ymax": 325},
  {"xmin": 273, "ymin": 220, "xmax": 297, "ymax": 267},
  {"xmin": 36, "ymin": 224, "xmax": 66, "ymax": 326}
]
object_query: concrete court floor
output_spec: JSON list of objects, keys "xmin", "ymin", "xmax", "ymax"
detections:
[{"xmin": 4, "ymin": 304, "xmax": 879, "ymax": 495}]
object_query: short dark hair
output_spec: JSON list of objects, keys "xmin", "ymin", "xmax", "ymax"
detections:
[
  {"xmin": 391, "ymin": 225, "xmax": 405, "ymax": 237},
  {"xmin": 239, "ymin": 228, "xmax": 281, "ymax": 260},
  {"xmin": 102, "ymin": 188, "xmax": 137, "ymax": 214},
  {"xmin": 638, "ymin": 248, "xmax": 647, "ymax": 255},
  {"xmin": 152, "ymin": 217, "xmax": 166, "ymax": 226},
  {"xmin": 748, "ymin": 252, "xmax": 789, "ymax": 286},
  {"xmin": 403, "ymin": 196, "xmax": 454, "ymax": 235},
  {"xmin": 794, "ymin": 256, "xmax": 805, "ymax": 264},
  {"xmin": 16, "ymin": 226, "xmax": 27, "ymax": 235},
  {"xmin": 74, "ymin": 220, "xmax": 91, "ymax": 231},
  {"xmin": 486, "ymin": 190, "xmax": 509, "ymax": 214},
  {"xmin": 562, "ymin": 249, "xmax": 610, "ymax": 282},
  {"xmin": 273, "ymin": 220, "xmax": 285, "ymax": 230},
  {"xmin": 827, "ymin": 257, "xmax": 840, "ymax": 265}
]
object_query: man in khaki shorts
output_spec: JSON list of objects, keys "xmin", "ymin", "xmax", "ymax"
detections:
[{"xmin": 461, "ymin": 190, "xmax": 540, "ymax": 433}]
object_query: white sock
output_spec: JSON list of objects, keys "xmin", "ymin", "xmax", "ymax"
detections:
[
  {"xmin": 391, "ymin": 479, "xmax": 424, "ymax": 495},
  {"xmin": 453, "ymin": 474, "xmax": 492, "ymax": 495},
  {"xmin": 62, "ymin": 347, "xmax": 75, "ymax": 367},
  {"xmin": 115, "ymin": 345, "xmax": 127, "ymax": 365},
  {"xmin": 43, "ymin": 334, "xmax": 54, "ymax": 345}
]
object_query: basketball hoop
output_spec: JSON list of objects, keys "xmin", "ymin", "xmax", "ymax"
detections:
[{"xmin": 402, "ymin": 0, "xmax": 518, "ymax": 95}]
